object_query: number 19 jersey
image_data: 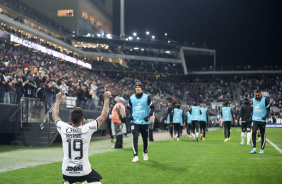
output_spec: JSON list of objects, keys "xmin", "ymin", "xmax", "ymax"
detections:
[{"xmin": 56, "ymin": 120, "xmax": 98, "ymax": 176}]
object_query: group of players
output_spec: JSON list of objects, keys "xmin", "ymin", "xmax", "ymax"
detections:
[
  {"xmin": 51, "ymin": 82, "xmax": 269, "ymax": 184},
  {"xmin": 164, "ymin": 89, "xmax": 270, "ymax": 157},
  {"xmin": 164, "ymin": 101, "xmax": 209, "ymax": 142}
]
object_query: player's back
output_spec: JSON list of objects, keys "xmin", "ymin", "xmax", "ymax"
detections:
[{"xmin": 56, "ymin": 120, "xmax": 98, "ymax": 176}]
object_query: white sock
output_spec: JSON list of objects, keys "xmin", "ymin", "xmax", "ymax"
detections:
[
  {"xmin": 241, "ymin": 132, "xmax": 245, "ymax": 143},
  {"xmin": 196, "ymin": 132, "xmax": 199, "ymax": 138},
  {"xmin": 247, "ymin": 132, "xmax": 251, "ymax": 144}
]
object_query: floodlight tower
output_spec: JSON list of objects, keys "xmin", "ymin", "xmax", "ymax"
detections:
[{"xmin": 120, "ymin": 0, "xmax": 125, "ymax": 39}]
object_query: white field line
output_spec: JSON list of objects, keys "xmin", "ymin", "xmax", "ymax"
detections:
[{"xmin": 266, "ymin": 138, "xmax": 282, "ymax": 154}]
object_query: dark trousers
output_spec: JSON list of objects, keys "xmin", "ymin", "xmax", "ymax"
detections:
[
  {"xmin": 131, "ymin": 123, "xmax": 149, "ymax": 156},
  {"xmin": 252, "ymin": 121, "xmax": 266, "ymax": 149},
  {"xmin": 192, "ymin": 120, "xmax": 199, "ymax": 134},
  {"xmin": 63, "ymin": 169, "xmax": 102, "ymax": 183},
  {"xmin": 224, "ymin": 121, "xmax": 231, "ymax": 139},
  {"xmin": 169, "ymin": 124, "xmax": 173, "ymax": 137},
  {"xmin": 173, "ymin": 123, "xmax": 181, "ymax": 138},
  {"xmin": 149, "ymin": 128, "xmax": 154, "ymax": 141},
  {"xmin": 200, "ymin": 121, "xmax": 207, "ymax": 138},
  {"xmin": 241, "ymin": 121, "xmax": 251, "ymax": 132},
  {"xmin": 186, "ymin": 123, "xmax": 192, "ymax": 135},
  {"xmin": 107, "ymin": 120, "xmax": 113, "ymax": 139},
  {"xmin": 115, "ymin": 135, "xmax": 123, "ymax": 148}
]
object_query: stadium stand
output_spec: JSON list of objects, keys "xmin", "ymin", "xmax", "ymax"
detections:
[{"xmin": 0, "ymin": 0, "xmax": 281, "ymax": 147}]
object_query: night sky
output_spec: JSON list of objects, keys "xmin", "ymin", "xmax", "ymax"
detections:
[{"xmin": 113, "ymin": 0, "xmax": 281, "ymax": 67}]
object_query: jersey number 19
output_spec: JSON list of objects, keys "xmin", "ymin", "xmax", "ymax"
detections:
[{"xmin": 66, "ymin": 139, "xmax": 83, "ymax": 160}]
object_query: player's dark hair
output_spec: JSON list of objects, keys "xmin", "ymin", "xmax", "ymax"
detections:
[
  {"xmin": 70, "ymin": 107, "xmax": 84, "ymax": 125},
  {"xmin": 255, "ymin": 89, "xmax": 261, "ymax": 93}
]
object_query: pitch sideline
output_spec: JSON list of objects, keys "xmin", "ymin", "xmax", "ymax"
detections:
[{"xmin": 266, "ymin": 138, "xmax": 282, "ymax": 154}]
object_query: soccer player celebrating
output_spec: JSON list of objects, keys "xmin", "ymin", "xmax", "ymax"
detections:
[
  {"xmin": 52, "ymin": 88, "xmax": 110, "ymax": 184},
  {"xmin": 127, "ymin": 81, "xmax": 154, "ymax": 162},
  {"xmin": 250, "ymin": 89, "xmax": 270, "ymax": 154}
]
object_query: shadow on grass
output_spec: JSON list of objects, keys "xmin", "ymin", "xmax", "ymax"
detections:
[{"xmin": 140, "ymin": 160, "xmax": 187, "ymax": 172}]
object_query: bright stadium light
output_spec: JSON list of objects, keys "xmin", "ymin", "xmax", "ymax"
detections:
[
  {"xmin": 137, "ymin": 37, "xmax": 140, "ymax": 40},
  {"xmin": 128, "ymin": 36, "xmax": 133, "ymax": 40},
  {"xmin": 106, "ymin": 34, "xmax": 112, "ymax": 39},
  {"xmin": 146, "ymin": 31, "xmax": 150, "ymax": 35},
  {"xmin": 165, "ymin": 33, "xmax": 167, "ymax": 36},
  {"xmin": 152, "ymin": 35, "xmax": 155, "ymax": 39},
  {"xmin": 168, "ymin": 40, "xmax": 170, "ymax": 43},
  {"xmin": 133, "ymin": 32, "xmax": 137, "ymax": 36}
]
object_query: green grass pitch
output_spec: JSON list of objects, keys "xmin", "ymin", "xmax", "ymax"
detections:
[{"xmin": 0, "ymin": 127, "xmax": 282, "ymax": 184}]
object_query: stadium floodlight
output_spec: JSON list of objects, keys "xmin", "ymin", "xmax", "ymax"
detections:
[
  {"xmin": 128, "ymin": 36, "xmax": 133, "ymax": 40},
  {"xmin": 133, "ymin": 32, "xmax": 137, "ymax": 36},
  {"xmin": 97, "ymin": 34, "xmax": 101, "ymax": 37},
  {"xmin": 137, "ymin": 37, "xmax": 140, "ymax": 40},
  {"xmin": 168, "ymin": 40, "xmax": 170, "ymax": 43},
  {"xmin": 165, "ymin": 33, "xmax": 167, "ymax": 36},
  {"xmin": 134, "ymin": 47, "xmax": 139, "ymax": 50},
  {"xmin": 152, "ymin": 35, "xmax": 155, "ymax": 39},
  {"xmin": 106, "ymin": 34, "xmax": 112, "ymax": 39},
  {"xmin": 146, "ymin": 31, "xmax": 150, "ymax": 35}
]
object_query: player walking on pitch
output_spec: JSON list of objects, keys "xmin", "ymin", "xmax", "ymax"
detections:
[
  {"xmin": 250, "ymin": 89, "xmax": 270, "ymax": 154},
  {"xmin": 238, "ymin": 99, "xmax": 252, "ymax": 146},
  {"xmin": 127, "ymin": 81, "xmax": 154, "ymax": 163}
]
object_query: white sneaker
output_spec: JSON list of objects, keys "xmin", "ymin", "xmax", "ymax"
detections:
[
  {"xmin": 132, "ymin": 156, "xmax": 139, "ymax": 163},
  {"xmin": 177, "ymin": 138, "xmax": 179, "ymax": 141},
  {"xmin": 143, "ymin": 153, "xmax": 148, "ymax": 161}
]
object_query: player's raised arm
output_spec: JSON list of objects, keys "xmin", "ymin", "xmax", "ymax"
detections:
[
  {"xmin": 52, "ymin": 89, "xmax": 63, "ymax": 124},
  {"xmin": 96, "ymin": 90, "xmax": 110, "ymax": 128}
]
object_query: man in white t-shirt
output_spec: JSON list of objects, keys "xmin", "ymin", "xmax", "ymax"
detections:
[{"xmin": 52, "ymin": 89, "xmax": 110, "ymax": 184}]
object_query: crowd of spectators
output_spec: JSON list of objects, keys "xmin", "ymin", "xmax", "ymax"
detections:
[
  {"xmin": 1, "ymin": 40, "xmax": 281, "ymax": 121},
  {"xmin": 0, "ymin": 42, "xmax": 173, "ymax": 113}
]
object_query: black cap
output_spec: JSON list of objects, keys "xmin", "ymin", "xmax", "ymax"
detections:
[{"xmin": 135, "ymin": 81, "xmax": 143, "ymax": 89}]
